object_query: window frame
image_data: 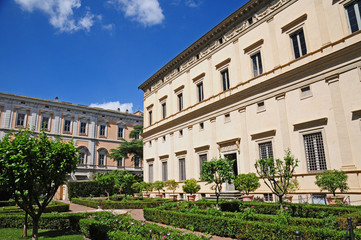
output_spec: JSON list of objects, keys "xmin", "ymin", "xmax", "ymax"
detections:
[
  {"xmin": 179, "ymin": 158, "xmax": 186, "ymax": 182},
  {"xmin": 63, "ymin": 117, "xmax": 73, "ymax": 133},
  {"xmin": 40, "ymin": 114, "xmax": 51, "ymax": 131},
  {"xmin": 290, "ymin": 28, "xmax": 307, "ymax": 59},
  {"xmin": 250, "ymin": 51, "xmax": 263, "ymax": 77},
  {"xmin": 117, "ymin": 125, "xmax": 124, "ymax": 139},
  {"xmin": 161, "ymin": 102, "xmax": 167, "ymax": 119},
  {"xmin": 199, "ymin": 153, "xmax": 207, "ymax": 178},
  {"xmin": 162, "ymin": 161, "xmax": 168, "ymax": 182},
  {"xmin": 221, "ymin": 68, "xmax": 230, "ymax": 91},
  {"xmin": 177, "ymin": 93, "xmax": 183, "ymax": 111},
  {"xmin": 15, "ymin": 110, "xmax": 27, "ymax": 128},
  {"xmin": 345, "ymin": 0, "xmax": 361, "ymax": 33},
  {"xmin": 79, "ymin": 119, "xmax": 88, "ymax": 135},
  {"xmin": 98, "ymin": 149, "xmax": 107, "ymax": 167},
  {"xmin": 303, "ymin": 131, "xmax": 328, "ymax": 172},
  {"xmin": 99, "ymin": 122, "xmax": 107, "ymax": 137},
  {"xmin": 149, "ymin": 163, "xmax": 154, "ymax": 183}
]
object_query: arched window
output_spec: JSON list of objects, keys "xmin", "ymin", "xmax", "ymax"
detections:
[
  {"xmin": 97, "ymin": 148, "xmax": 108, "ymax": 166},
  {"xmin": 78, "ymin": 147, "xmax": 88, "ymax": 165}
]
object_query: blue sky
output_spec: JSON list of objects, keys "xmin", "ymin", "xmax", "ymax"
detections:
[{"xmin": 0, "ymin": 0, "xmax": 247, "ymax": 113}]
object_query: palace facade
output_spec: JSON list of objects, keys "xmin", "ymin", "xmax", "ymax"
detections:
[
  {"xmin": 0, "ymin": 92, "xmax": 143, "ymax": 181},
  {"xmin": 139, "ymin": 0, "xmax": 361, "ymax": 203}
]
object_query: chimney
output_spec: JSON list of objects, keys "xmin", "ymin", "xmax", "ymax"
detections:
[
  {"xmin": 126, "ymin": 109, "xmax": 129, "ymax": 113},
  {"xmin": 55, "ymin": 97, "xmax": 59, "ymax": 102},
  {"xmin": 117, "ymin": 108, "xmax": 120, "ymax": 112}
]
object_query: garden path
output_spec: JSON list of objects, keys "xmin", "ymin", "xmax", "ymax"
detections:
[{"xmin": 62, "ymin": 201, "xmax": 234, "ymax": 240}]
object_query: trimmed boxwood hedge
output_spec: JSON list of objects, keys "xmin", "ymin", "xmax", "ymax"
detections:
[
  {"xmin": 0, "ymin": 212, "xmax": 86, "ymax": 231},
  {"xmin": 143, "ymin": 208, "xmax": 361, "ymax": 240},
  {"xmin": 68, "ymin": 180, "xmax": 118, "ymax": 200},
  {"xmin": 72, "ymin": 197, "xmax": 172, "ymax": 209},
  {"xmin": 0, "ymin": 201, "xmax": 69, "ymax": 214}
]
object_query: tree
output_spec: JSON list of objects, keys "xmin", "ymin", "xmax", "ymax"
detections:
[
  {"xmin": 141, "ymin": 182, "xmax": 153, "ymax": 194},
  {"xmin": 131, "ymin": 182, "xmax": 141, "ymax": 195},
  {"xmin": 182, "ymin": 178, "xmax": 201, "ymax": 195},
  {"xmin": 200, "ymin": 157, "xmax": 235, "ymax": 208},
  {"xmin": 255, "ymin": 150, "xmax": 298, "ymax": 210},
  {"xmin": 315, "ymin": 170, "xmax": 349, "ymax": 197},
  {"xmin": 95, "ymin": 174, "xmax": 115, "ymax": 200},
  {"xmin": 153, "ymin": 181, "xmax": 165, "ymax": 195},
  {"xmin": 0, "ymin": 129, "xmax": 79, "ymax": 240},
  {"xmin": 109, "ymin": 125, "xmax": 143, "ymax": 164},
  {"xmin": 165, "ymin": 179, "xmax": 179, "ymax": 200},
  {"xmin": 234, "ymin": 173, "xmax": 260, "ymax": 195}
]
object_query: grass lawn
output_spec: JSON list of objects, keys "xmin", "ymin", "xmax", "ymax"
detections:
[{"xmin": 0, "ymin": 228, "xmax": 83, "ymax": 240}]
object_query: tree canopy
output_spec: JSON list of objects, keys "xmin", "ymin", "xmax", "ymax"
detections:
[
  {"xmin": 0, "ymin": 129, "xmax": 79, "ymax": 239},
  {"xmin": 200, "ymin": 156, "xmax": 234, "ymax": 208},
  {"xmin": 315, "ymin": 170, "xmax": 349, "ymax": 197},
  {"xmin": 109, "ymin": 125, "xmax": 143, "ymax": 163}
]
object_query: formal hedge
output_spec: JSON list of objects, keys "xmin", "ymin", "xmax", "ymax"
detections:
[
  {"xmin": 72, "ymin": 197, "xmax": 172, "ymax": 209},
  {"xmin": 67, "ymin": 180, "xmax": 119, "ymax": 200},
  {"xmin": 0, "ymin": 200, "xmax": 16, "ymax": 207},
  {"xmin": 0, "ymin": 201, "xmax": 69, "ymax": 214},
  {"xmin": 143, "ymin": 208, "xmax": 361, "ymax": 240},
  {"xmin": 0, "ymin": 212, "xmax": 86, "ymax": 231},
  {"xmin": 79, "ymin": 211, "xmax": 208, "ymax": 240}
]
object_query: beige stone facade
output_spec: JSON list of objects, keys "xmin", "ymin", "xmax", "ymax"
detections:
[
  {"xmin": 139, "ymin": 0, "xmax": 361, "ymax": 204},
  {"xmin": 0, "ymin": 92, "xmax": 143, "ymax": 182}
]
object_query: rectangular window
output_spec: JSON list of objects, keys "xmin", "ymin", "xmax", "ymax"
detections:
[
  {"xmin": 178, "ymin": 93, "xmax": 183, "ymax": 111},
  {"xmin": 64, "ymin": 119, "xmax": 71, "ymax": 132},
  {"xmin": 118, "ymin": 126, "xmax": 124, "ymax": 138},
  {"xmin": 149, "ymin": 164, "xmax": 154, "ymax": 183},
  {"xmin": 251, "ymin": 52, "xmax": 263, "ymax": 77},
  {"xmin": 16, "ymin": 112, "xmax": 25, "ymax": 127},
  {"xmin": 199, "ymin": 154, "xmax": 207, "ymax": 177},
  {"xmin": 264, "ymin": 193, "xmax": 273, "ymax": 202},
  {"xmin": 303, "ymin": 132, "xmax": 327, "ymax": 171},
  {"xmin": 291, "ymin": 29, "xmax": 307, "ymax": 59},
  {"xmin": 345, "ymin": 0, "xmax": 361, "ymax": 33},
  {"xmin": 99, "ymin": 124, "xmax": 106, "ymax": 136},
  {"xmin": 197, "ymin": 82, "xmax": 204, "ymax": 102},
  {"xmin": 162, "ymin": 161, "xmax": 168, "ymax": 182},
  {"xmin": 162, "ymin": 102, "xmax": 166, "ymax": 119},
  {"xmin": 179, "ymin": 158, "xmax": 186, "ymax": 181},
  {"xmin": 117, "ymin": 159, "xmax": 123, "ymax": 167},
  {"xmin": 98, "ymin": 153, "xmax": 105, "ymax": 166},
  {"xmin": 41, "ymin": 116, "xmax": 49, "ymax": 130},
  {"xmin": 79, "ymin": 152, "xmax": 85, "ymax": 165},
  {"xmin": 79, "ymin": 121, "xmax": 87, "ymax": 134},
  {"xmin": 149, "ymin": 110, "xmax": 153, "ymax": 125},
  {"xmin": 221, "ymin": 69, "xmax": 230, "ymax": 91},
  {"xmin": 134, "ymin": 156, "xmax": 140, "ymax": 168},
  {"xmin": 259, "ymin": 141, "xmax": 273, "ymax": 160}
]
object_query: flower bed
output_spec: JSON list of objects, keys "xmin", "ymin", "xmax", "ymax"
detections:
[
  {"xmin": 72, "ymin": 197, "xmax": 173, "ymax": 209},
  {"xmin": 144, "ymin": 202, "xmax": 361, "ymax": 239},
  {"xmin": 79, "ymin": 211, "xmax": 208, "ymax": 240}
]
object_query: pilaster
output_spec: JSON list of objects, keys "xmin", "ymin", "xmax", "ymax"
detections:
[
  {"xmin": 239, "ymin": 107, "xmax": 250, "ymax": 172},
  {"xmin": 276, "ymin": 93, "xmax": 291, "ymax": 151}
]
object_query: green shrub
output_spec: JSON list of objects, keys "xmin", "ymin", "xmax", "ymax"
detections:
[
  {"xmin": 72, "ymin": 197, "xmax": 172, "ymax": 209},
  {"xmin": 68, "ymin": 180, "xmax": 118, "ymax": 200},
  {"xmin": 79, "ymin": 218, "xmax": 111, "ymax": 240},
  {"xmin": 108, "ymin": 230, "xmax": 144, "ymax": 240},
  {"xmin": 0, "ymin": 201, "xmax": 69, "ymax": 214},
  {"xmin": 0, "ymin": 200, "xmax": 16, "ymax": 207},
  {"xmin": 0, "ymin": 212, "xmax": 86, "ymax": 231},
  {"xmin": 144, "ymin": 208, "xmax": 361, "ymax": 239}
]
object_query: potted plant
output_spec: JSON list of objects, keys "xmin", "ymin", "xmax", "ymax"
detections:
[
  {"xmin": 234, "ymin": 173, "xmax": 260, "ymax": 201},
  {"xmin": 153, "ymin": 181, "xmax": 165, "ymax": 198},
  {"xmin": 165, "ymin": 179, "xmax": 179, "ymax": 200},
  {"xmin": 315, "ymin": 170, "xmax": 349, "ymax": 204},
  {"xmin": 131, "ymin": 182, "xmax": 141, "ymax": 197},
  {"xmin": 141, "ymin": 182, "xmax": 153, "ymax": 198},
  {"xmin": 182, "ymin": 178, "xmax": 201, "ymax": 201}
]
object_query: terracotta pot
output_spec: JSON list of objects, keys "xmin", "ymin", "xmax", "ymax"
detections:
[
  {"xmin": 143, "ymin": 193, "xmax": 150, "ymax": 198},
  {"xmin": 155, "ymin": 194, "xmax": 163, "ymax": 198},
  {"xmin": 327, "ymin": 196, "xmax": 344, "ymax": 205},
  {"xmin": 134, "ymin": 193, "xmax": 140, "ymax": 197},
  {"xmin": 284, "ymin": 195, "xmax": 293, "ymax": 203},
  {"xmin": 187, "ymin": 195, "xmax": 196, "ymax": 201},
  {"xmin": 241, "ymin": 195, "xmax": 254, "ymax": 202},
  {"xmin": 170, "ymin": 194, "xmax": 178, "ymax": 200}
]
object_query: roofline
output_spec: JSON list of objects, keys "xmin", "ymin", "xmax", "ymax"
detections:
[
  {"xmin": 0, "ymin": 92, "xmax": 142, "ymax": 119},
  {"xmin": 138, "ymin": 0, "xmax": 263, "ymax": 91}
]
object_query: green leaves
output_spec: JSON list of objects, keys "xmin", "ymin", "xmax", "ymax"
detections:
[
  {"xmin": 234, "ymin": 173, "xmax": 260, "ymax": 195},
  {"xmin": 315, "ymin": 170, "xmax": 349, "ymax": 196}
]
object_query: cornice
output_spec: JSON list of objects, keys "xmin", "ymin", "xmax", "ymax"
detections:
[{"xmin": 139, "ymin": 0, "xmax": 293, "ymax": 92}]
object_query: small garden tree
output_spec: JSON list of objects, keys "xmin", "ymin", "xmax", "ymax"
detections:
[
  {"xmin": 200, "ymin": 157, "xmax": 235, "ymax": 208},
  {"xmin": 141, "ymin": 182, "xmax": 153, "ymax": 195},
  {"xmin": 153, "ymin": 181, "xmax": 165, "ymax": 195},
  {"xmin": 165, "ymin": 179, "xmax": 179, "ymax": 199},
  {"xmin": 95, "ymin": 174, "xmax": 115, "ymax": 200},
  {"xmin": 255, "ymin": 150, "xmax": 298, "ymax": 210},
  {"xmin": 0, "ymin": 129, "xmax": 79, "ymax": 240},
  {"xmin": 234, "ymin": 173, "xmax": 260, "ymax": 195},
  {"xmin": 315, "ymin": 170, "xmax": 349, "ymax": 197},
  {"xmin": 182, "ymin": 178, "xmax": 201, "ymax": 196},
  {"xmin": 131, "ymin": 182, "xmax": 141, "ymax": 196}
]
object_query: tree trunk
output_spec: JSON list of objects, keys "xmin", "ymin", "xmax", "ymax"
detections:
[
  {"xmin": 279, "ymin": 195, "xmax": 283, "ymax": 211},
  {"xmin": 216, "ymin": 192, "xmax": 220, "ymax": 209},
  {"xmin": 22, "ymin": 212, "xmax": 28, "ymax": 237},
  {"xmin": 105, "ymin": 190, "xmax": 109, "ymax": 200},
  {"xmin": 32, "ymin": 217, "xmax": 39, "ymax": 240}
]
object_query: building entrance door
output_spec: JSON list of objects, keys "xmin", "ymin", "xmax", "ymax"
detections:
[{"xmin": 224, "ymin": 152, "xmax": 238, "ymax": 191}]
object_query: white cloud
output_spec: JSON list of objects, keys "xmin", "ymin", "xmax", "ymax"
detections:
[
  {"xmin": 89, "ymin": 101, "xmax": 133, "ymax": 112},
  {"xmin": 185, "ymin": 0, "xmax": 202, "ymax": 8},
  {"xmin": 109, "ymin": 0, "xmax": 164, "ymax": 26},
  {"xmin": 14, "ymin": 0, "xmax": 95, "ymax": 33}
]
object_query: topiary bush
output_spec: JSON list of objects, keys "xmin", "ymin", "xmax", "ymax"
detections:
[{"xmin": 67, "ymin": 180, "xmax": 118, "ymax": 200}]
